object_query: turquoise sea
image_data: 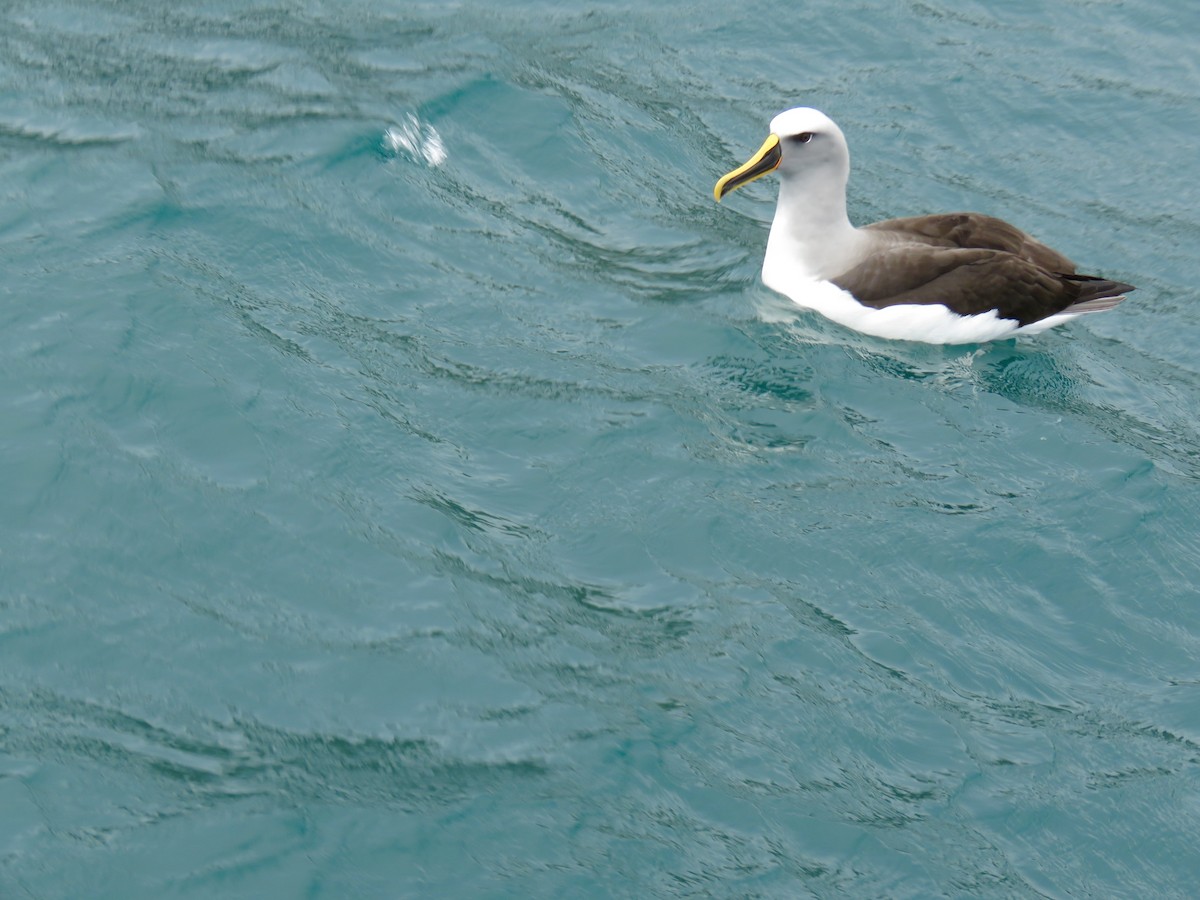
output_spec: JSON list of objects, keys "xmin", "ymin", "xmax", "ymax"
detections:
[{"xmin": 3, "ymin": 1, "xmax": 1199, "ymax": 896}]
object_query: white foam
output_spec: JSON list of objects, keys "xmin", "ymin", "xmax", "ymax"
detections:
[{"xmin": 383, "ymin": 114, "xmax": 446, "ymax": 167}]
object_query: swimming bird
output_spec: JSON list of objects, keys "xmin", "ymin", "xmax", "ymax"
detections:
[{"xmin": 714, "ymin": 108, "xmax": 1134, "ymax": 344}]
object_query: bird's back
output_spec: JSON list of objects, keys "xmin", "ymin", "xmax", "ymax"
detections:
[{"xmin": 864, "ymin": 212, "xmax": 1076, "ymax": 273}]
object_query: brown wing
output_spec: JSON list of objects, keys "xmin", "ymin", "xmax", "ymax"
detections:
[
  {"xmin": 832, "ymin": 245, "xmax": 1111, "ymax": 326},
  {"xmin": 864, "ymin": 212, "xmax": 1077, "ymax": 273}
]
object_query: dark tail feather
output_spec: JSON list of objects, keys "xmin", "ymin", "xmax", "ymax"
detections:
[{"xmin": 1061, "ymin": 273, "xmax": 1135, "ymax": 315}]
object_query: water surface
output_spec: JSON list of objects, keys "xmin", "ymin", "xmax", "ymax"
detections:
[{"xmin": 2, "ymin": 1, "xmax": 1199, "ymax": 896}]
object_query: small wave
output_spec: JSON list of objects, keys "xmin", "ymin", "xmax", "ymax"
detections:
[
  {"xmin": 383, "ymin": 114, "xmax": 446, "ymax": 167},
  {"xmin": 0, "ymin": 115, "xmax": 141, "ymax": 147}
]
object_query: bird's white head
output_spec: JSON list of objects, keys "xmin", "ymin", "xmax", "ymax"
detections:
[
  {"xmin": 768, "ymin": 107, "xmax": 849, "ymax": 181},
  {"xmin": 714, "ymin": 107, "xmax": 850, "ymax": 202}
]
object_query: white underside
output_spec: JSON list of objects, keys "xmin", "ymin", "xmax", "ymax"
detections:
[{"xmin": 762, "ymin": 270, "xmax": 1081, "ymax": 345}]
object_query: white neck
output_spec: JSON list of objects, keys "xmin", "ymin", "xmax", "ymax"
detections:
[{"xmin": 761, "ymin": 156, "xmax": 864, "ymax": 286}]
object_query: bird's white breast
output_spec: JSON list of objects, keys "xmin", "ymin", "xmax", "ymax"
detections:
[{"xmin": 760, "ymin": 266, "xmax": 1057, "ymax": 344}]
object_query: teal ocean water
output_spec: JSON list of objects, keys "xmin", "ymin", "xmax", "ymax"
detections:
[{"xmin": 3, "ymin": 1, "xmax": 1199, "ymax": 896}]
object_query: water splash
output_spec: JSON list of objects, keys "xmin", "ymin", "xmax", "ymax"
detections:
[{"xmin": 383, "ymin": 114, "xmax": 446, "ymax": 167}]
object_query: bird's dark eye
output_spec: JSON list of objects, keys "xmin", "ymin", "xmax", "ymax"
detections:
[{"xmin": 792, "ymin": 132, "xmax": 814, "ymax": 144}]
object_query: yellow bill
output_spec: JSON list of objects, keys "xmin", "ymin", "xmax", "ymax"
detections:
[{"xmin": 714, "ymin": 133, "xmax": 783, "ymax": 202}]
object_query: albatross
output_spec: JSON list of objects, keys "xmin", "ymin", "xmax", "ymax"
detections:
[{"xmin": 714, "ymin": 107, "xmax": 1134, "ymax": 344}]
